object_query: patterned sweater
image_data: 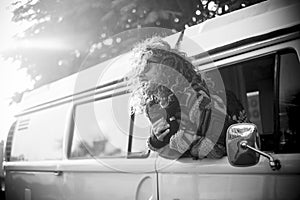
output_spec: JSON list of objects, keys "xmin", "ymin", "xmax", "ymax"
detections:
[{"xmin": 146, "ymin": 89, "xmax": 248, "ymax": 160}]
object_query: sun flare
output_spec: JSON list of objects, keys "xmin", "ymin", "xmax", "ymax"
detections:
[{"xmin": 0, "ymin": 0, "xmax": 35, "ymax": 140}]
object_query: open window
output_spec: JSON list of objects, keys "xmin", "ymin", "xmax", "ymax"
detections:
[
  {"xmin": 278, "ymin": 51, "xmax": 300, "ymax": 153},
  {"xmin": 204, "ymin": 49, "xmax": 300, "ymax": 154}
]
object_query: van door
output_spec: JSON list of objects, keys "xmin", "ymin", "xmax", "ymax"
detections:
[
  {"xmin": 4, "ymin": 103, "xmax": 70, "ymax": 200},
  {"xmin": 59, "ymin": 92, "xmax": 157, "ymax": 200},
  {"xmin": 156, "ymin": 47, "xmax": 300, "ymax": 200}
]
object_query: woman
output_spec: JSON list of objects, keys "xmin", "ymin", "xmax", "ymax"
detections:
[{"xmin": 127, "ymin": 37, "xmax": 247, "ymax": 159}]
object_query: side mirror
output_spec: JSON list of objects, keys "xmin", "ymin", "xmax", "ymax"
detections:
[
  {"xmin": 226, "ymin": 123, "xmax": 281, "ymax": 170},
  {"xmin": 226, "ymin": 123, "xmax": 260, "ymax": 167}
]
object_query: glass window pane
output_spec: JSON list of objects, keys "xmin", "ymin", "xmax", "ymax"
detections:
[
  {"xmin": 71, "ymin": 93, "xmax": 130, "ymax": 159},
  {"xmin": 11, "ymin": 104, "xmax": 68, "ymax": 161},
  {"xmin": 279, "ymin": 52, "xmax": 300, "ymax": 153},
  {"xmin": 131, "ymin": 113, "xmax": 151, "ymax": 152}
]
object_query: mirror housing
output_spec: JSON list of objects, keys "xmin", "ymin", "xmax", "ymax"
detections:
[
  {"xmin": 226, "ymin": 123, "xmax": 260, "ymax": 167},
  {"xmin": 226, "ymin": 123, "xmax": 281, "ymax": 170}
]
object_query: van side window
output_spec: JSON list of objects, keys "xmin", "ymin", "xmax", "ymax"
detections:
[
  {"xmin": 205, "ymin": 50, "xmax": 300, "ymax": 153},
  {"xmin": 131, "ymin": 113, "xmax": 151, "ymax": 152},
  {"xmin": 279, "ymin": 52, "xmax": 300, "ymax": 153},
  {"xmin": 10, "ymin": 104, "xmax": 69, "ymax": 161},
  {"xmin": 208, "ymin": 54, "xmax": 275, "ymax": 151},
  {"xmin": 70, "ymin": 93, "xmax": 130, "ymax": 159}
]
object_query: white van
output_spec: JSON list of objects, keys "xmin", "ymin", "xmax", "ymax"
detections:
[{"xmin": 4, "ymin": 0, "xmax": 300, "ymax": 199}]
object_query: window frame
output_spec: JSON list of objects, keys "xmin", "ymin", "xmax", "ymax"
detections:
[
  {"xmin": 69, "ymin": 90, "xmax": 132, "ymax": 159},
  {"xmin": 127, "ymin": 112, "xmax": 151, "ymax": 158},
  {"xmin": 68, "ymin": 85, "xmax": 152, "ymax": 159},
  {"xmin": 10, "ymin": 103, "xmax": 70, "ymax": 162},
  {"xmin": 276, "ymin": 49, "xmax": 300, "ymax": 153},
  {"xmin": 195, "ymin": 39, "xmax": 300, "ymax": 154}
]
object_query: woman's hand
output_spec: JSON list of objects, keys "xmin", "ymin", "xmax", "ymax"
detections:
[{"xmin": 152, "ymin": 118, "xmax": 170, "ymax": 141}]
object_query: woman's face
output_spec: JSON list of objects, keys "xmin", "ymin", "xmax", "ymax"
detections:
[{"xmin": 139, "ymin": 63, "xmax": 172, "ymax": 108}]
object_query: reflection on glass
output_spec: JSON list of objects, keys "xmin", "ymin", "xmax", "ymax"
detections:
[
  {"xmin": 11, "ymin": 104, "xmax": 68, "ymax": 161},
  {"xmin": 71, "ymin": 93, "xmax": 130, "ymax": 158},
  {"xmin": 132, "ymin": 113, "xmax": 151, "ymax": 152}
]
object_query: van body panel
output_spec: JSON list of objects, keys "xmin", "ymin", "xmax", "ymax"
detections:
[
  {"xmin": 5, "ymin": 172, "xmax": 62, "ymax": 200},
  {"xmin": 157, "ymin": 154, "xmax": 300, "ymax": 200},
  {"xmin": 164, "ymin": 0, "xmax": 300, "ymax": 57},
  {"xmin": 60, "ymin": 172, "xmax": 156, "ymax": 200},
  {"xmin": 20, "ymin": 55, "xmax": 131, "ymax": 113},
  {"xmin": 5, "ymin": 162, "xmax": 62, "ymax": 200},
  {"xmin": 20, "ymin": 59, "xmax": 109, "ymax": 111},
  {"xmin": 57, "ymin": 156, "xmax": 156, "ymax": 173},
  {"xmin": 156, "ymin": 154, "xmax": 300, "ymax": 174},
  {"xmin": 57, "ymin": 156, "xmax": 157, "ymax": 200},
  {"xmin": 197, "ymin": 39, "xmax": 300, "ymax": 72}
]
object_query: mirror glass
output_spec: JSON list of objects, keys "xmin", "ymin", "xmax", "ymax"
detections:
[{"xmin": 226, "ymin": 123, "xmax": 260, "ymax": 167}]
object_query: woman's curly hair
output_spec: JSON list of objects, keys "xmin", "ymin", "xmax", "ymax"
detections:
[{"xmin": 127, "ymin": 36, "xmax": 208, "ymax": 114}]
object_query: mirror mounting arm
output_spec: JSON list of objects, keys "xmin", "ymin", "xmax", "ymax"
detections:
[{"xmin": 240, "ymin": 141, "xmax": 281, "ymax": 171}]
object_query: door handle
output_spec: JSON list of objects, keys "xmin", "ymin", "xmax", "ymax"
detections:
[{"xmin": 53, "ymin": 170, "xmax": 63, "ymax": 176}]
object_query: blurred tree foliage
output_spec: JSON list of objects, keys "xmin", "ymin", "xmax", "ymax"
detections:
[{"xmin": 4, "ymin": 0, "xmax": 264, "ymax": 100}]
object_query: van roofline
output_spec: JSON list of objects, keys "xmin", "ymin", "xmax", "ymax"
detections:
[
  {"xmin": 19, "ymin": 0, "xmax": 300, "ymax": 114},
  {"xmin": 165, "ymin": 0, "xmax": 300, "ymax": 56}
]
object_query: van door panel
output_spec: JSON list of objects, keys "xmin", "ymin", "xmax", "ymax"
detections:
[
  {"xmin": 58, "ymin": 157, "xmax": 157, "ymax": 200},
  {"xmin": 156, "ymin": 155, "xmax": 300, "ymax": 200},
  {"xmin": 4, "ymin": 103, "xmax": 71, "ymax": 200},
  {"xmin": 5, "ymin": 162, "xmax": 63, "ymax": 200}
]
